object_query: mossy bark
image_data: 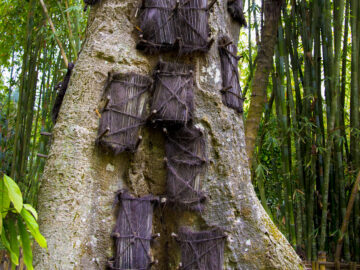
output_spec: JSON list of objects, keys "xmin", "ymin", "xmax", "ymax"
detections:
[{"xmin": 34, "ymin": 1, "xmax": 302, "ymax": 269}]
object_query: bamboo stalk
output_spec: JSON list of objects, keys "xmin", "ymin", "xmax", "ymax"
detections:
[
  {"xmin": 64, "ymin": 0, "xmax": 78, "ymax": 59},
  {"xmin": 10, "ymin": 0, "xmax": 36, "ymax": 180},
  {"xmin": 275, "ymin": 39, "xmax": 296, "ymax": 245},
  {"xmin": 39, "ymin": 0, "xmax": 69, "ymax": 67},
  {"xmin": 254, "ymin": 86, "xmax": 275, "ymax": 220},
  {"xmin": 334, "ymin": 171, "xmax": 360, "ymax": 262},
  {"xmin": 337, "ymin": 0, "xmax": 351, "ymax": 261},
  {"xmin": 319, "ymin": 0, "xmax": 345, "ymax": 252}
]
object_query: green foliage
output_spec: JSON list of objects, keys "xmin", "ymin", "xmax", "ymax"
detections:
[
  {"xmin": 3, "ymin": 174, "xmax": 23, "ymax": 213},
  {"xmin": 0, "ymin": 174, "xmax": 46, "ymax": 269},
  {"xmin": 0, "ymin": 0, "xmax": 86, "ymax": 265},
  {"xmin": 246, "ymin": 0, "xmax": 360, "ymax": 261}
]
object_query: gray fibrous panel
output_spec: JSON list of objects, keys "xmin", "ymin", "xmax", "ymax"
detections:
[
  {"xmin": 227, "ymin": 0, "xmax": 247, "ymax": 26},
  {"xmin": 96, "ymin": 73, "xmax": 153, "ymax": 155},
  {"xmin": 136, "ymin": 0, "xmax": 214, "ymax": 54},
  {"xmin": 218, "ymin": 36, "xmax": 244, "ymax": 113},
  {"xmin": 176, "ymin": 0, "xmax": 213, "ymax": 54},
  {"xmin": 108, "ymin": 190, "xmax": 158, "ymax": 270},
  {"xmin": 136, "ymin": 0, "xmax": 177, "ymax": 53},
  {"xmin": 165, "ymin": 126, "xmax": 207, "ymax": 211},
  {"xmin": 150, "ymin": 61, "xmax": 194, "ymax": 126},
  {"xmin": 176, "ymin": 227, "xmax": 226, "ymax": 270},
  {"xmin": 83, "ymin": 0, "xmax": 100, "ymax": 11}
]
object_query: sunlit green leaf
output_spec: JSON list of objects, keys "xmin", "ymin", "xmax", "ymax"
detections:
[
  {"xmin": 20, "ymin": 208, "xmax": 47, "ymax": 249},
  {"xmin": 24, "ymin": 204, "xmax": 38, "ymax": 220},
  {"xmin": 3, "ymin": 175, "xmax": 23, "ymax": 213},
  {"xmin": 0, "ymin": 177, "xmax": 10, "ymax": 218}
]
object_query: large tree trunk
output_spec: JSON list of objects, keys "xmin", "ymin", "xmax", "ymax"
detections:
[
  {"xmin": 34, "ymin": 1, "xmax": 302, "ymax": 269},
  {"xmin": 244, "ymin": 0, "xmax": 282, "ymax": 169}
]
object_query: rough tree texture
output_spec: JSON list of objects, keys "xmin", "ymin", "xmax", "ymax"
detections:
[{"xmin": 34, "ymin": 0, "xmax": 302, "ymax": 269}]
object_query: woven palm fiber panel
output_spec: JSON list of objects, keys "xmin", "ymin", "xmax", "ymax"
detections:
[
  {"xmin": 218, "ymin": 36, "xmax": 244, "ymax": 113},
  {"xmin": 227, "ymin": 0, "xmax": 247, "ymax": 26},
  {"xmin": 165, "ymin": 126, "xmax": 207, "ymax": 211},
  {"xmin": 51, "ymin": 62, "xmax": 74, "ymax": 123},
  {"xmin": 150, "ymin": 61, "xmax": 194, "ymax": 126},
  {"xmin": 96, "ymin": 73, "xmax": 152, "ymax": 155},
  {"xmin": 176, "ymin": 227, "xmax": 226, "ymax": 270},
  {"xmin": 83, "ymin": 0, "xmax": 99, "ymax": 11},
  {"xmin": 108, "ymin": 190, "xmax": 158, "ymax": 270},
  {"xmin": 136, "ymin": 0, "xmax": 213, "ymax": 54}
]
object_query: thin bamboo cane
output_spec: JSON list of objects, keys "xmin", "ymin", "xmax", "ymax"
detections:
[
  {"xmin": 10, "ymin": 0, "xmax": 36, "ymax": 180},
  {"xmin": 319, "ymin": 0, "xmax": 345, "ymax": 252},
  {"xmin": 39, "ymin": 0, "xmax": 69, "ymax": 67},
  {"xmin": 64, "ymin": 0, "xmax": 78, "ymax": 59},
  {"xmin": 334, "ymin": 171, "xmax": 360, "ymax": 262},
  {"xmin": 275, "ymin": 40, "xmax": 296, "ymax": 245}
]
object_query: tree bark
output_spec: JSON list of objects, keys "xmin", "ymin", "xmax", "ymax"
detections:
[
  {"xmin": 34, "ymin": 1, "xmax": 302, "ymax": 269},
  {"xmin": 244, "ymin": 0, "xmax": 282, "ymax": 169}
]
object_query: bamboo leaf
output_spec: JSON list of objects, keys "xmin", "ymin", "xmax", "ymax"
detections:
[
  {"xmin": 18, "ymin": 217, "xmax": 34, "ymax": 270},
  {"xmin": 1, "ymin": 225, "xmax": 18, "ymax": 265},
  {"xmin": 3, "ymin": 175, "xmax": 23, "ymax": 213},
  {"xmin": 8, "ymin": 218, "xmax": 19, "ymax": 265}
]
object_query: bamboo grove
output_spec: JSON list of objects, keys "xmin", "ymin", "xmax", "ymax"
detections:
[
  {"xmin": 245, "ymin": 0, "xmax": 360, "ymax": 263},
  {"xmin": 0, "ymin": 0, "xmax": 359, "ymax": 265},
  {"xmin": 0, "ymin": 0, "xmax": 86, "ymax": 206}
]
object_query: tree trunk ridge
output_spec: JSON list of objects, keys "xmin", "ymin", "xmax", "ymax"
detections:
[{"xmin": 34, "ymin": 1, "xmax": 302, "ymax": 269}]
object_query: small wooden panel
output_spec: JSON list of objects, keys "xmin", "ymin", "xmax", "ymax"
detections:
[
  {"xmin": 137, "ymin": 0, "xmax": 213, "ymax": 54},
  {"xmin": 177, "ymin": 227, "xmax": 226, "ymax": 270},
  {"xmin": 176, "ymin": 0, "xmax": 212, "ymax": 54},
  {"xmin": 52, "ymin": 62, "xmax": 74, "ymax": 123},
  {"xmin": 150, "ymin": 61, "xmax": 194, "ymax": 126},
  {"xmin": 165, "ymin": 126, "xmax": 207, "ymax": 211},
  {"xmin": 108, "ymin": 190, "xmax": 157, "ymax": 270},
  {"xmin": 96, "ymin": 73, "xmax": 152, "ymax": 155},
  {"xmin": 227, "ymin": 0, "xmax": 247, "ymax": 26},
  {"xmin": 218, "ymin": 36, "xmax": 244, "ymax": 113},
  {"xmin": 136, "ymin": 0, "xmax": 177, "ymax": 53}
]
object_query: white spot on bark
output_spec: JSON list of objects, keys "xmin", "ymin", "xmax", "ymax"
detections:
[
  {"xmin": 90, "ymin": 235, "xmax": 97, "ymax": 247},
  {"xmin": 214, "ymin": 67, "xmax": 221, "ymax": 84},
  {"xmin": 200, "ymin": 63, "xmax": 221, "ymax": 84},
  {"xmin": 246, "ymin": 239, "xmax": 251, "ymax": 246},
  {"xmin": 106, "ymin": 163, "xmax": 115, "ymax": 172}
]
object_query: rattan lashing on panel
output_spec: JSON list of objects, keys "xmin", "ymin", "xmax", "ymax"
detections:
[
  {"xmin": 175, "ymin": 227, "xmax": 226, "ymax": 270},
  {"xmin": 96, "ymin": 72, "xmax": 153, "ymax": 155},
  {"xmin": 108, "ymin": 190, "xmax": 158, "ymax": 270},
  {"xmin": 164, "ymin": 126, "xmax": 207, "ymax": 211},
  {"xmin": 218, "ymin": 36, "xmax": 244, "ymax": 113},
  {"xmin": 149, "ymin": 61, "xmax": 194, "ymax": 126}
]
